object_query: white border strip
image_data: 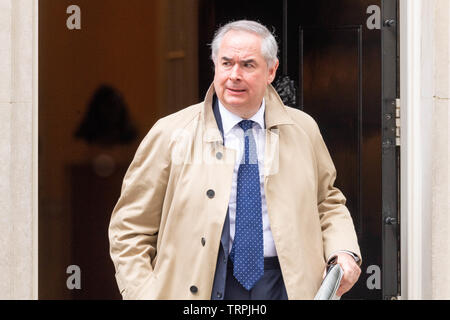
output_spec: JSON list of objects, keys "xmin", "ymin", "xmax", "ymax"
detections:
[
  {"xmin": 400, "ymin": 0, "xmax": 434, "ymax": 300},
  {"xmin": 32, "ymin": 0, "xmax": 38, "ymax": 300},
  {"xmin": 400, "ymin": 0, "xmax": 421, "ymax": 300}
]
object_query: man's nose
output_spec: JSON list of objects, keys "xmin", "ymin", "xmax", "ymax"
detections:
[{"xmin": 229, "ymin": 64, "xmax": 242, "ymax": 81}]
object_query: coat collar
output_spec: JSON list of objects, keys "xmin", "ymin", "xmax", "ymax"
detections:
[{"xmin": 202, "ymin": 83, "xmax": 295, "ymax": 143}]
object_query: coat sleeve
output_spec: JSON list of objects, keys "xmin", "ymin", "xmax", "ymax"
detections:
[
  {"xmin": 311, "ymin": 121, "xmax": 362, "ymax": 265},
  {"xmin": 108, "ymin": 119, "xmax": 170, "ymax": 299}
]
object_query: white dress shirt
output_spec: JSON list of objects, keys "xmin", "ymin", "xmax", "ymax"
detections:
[{"xmin": 218, "ymin": 98, "xmax": 278, "ymax": 257}]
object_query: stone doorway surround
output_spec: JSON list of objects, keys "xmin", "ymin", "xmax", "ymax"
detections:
[
  {"xmin": 0, "ymin": 0, "xmax": 38, "ymax": 299},
  {"xmin": 400, "ymin": 0, "xmax": 450, "ymax": 300}
]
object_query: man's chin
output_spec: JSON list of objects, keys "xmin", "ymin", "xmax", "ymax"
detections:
[
  {"xmin": 222, "ymin": 96, "xmax": 248, "ymax": 107},
  {"xmin": 222, "ymin": 101, "xmax": 248, "ymax": 110}
]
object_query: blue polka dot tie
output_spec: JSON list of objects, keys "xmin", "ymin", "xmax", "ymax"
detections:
[{"xmin": 230, "ymin": 120, "xmax": 264, "ymax": 290}]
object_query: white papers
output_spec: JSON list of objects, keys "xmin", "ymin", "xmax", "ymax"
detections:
[{"xmin": 314, "ymin": 263, "xmax": 344, "ymax": 300}]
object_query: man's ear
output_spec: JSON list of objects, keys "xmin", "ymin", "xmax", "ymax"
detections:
[{"xmin": 267, "ymin": 59, "xmax": 279, "ymax": 84}]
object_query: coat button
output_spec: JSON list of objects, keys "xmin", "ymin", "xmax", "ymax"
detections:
[
  {"xmin": 190, "ymin": 285, "xmax": 198, "ymax": 294},
  {"xmin": 201, "ymin": 237, "xmax": 206, "ymax": 246},
  {"xmin": 216, "ymin": 292, "xmax": 223, "ymax": 298},
  {"xmin": 206, "ymin": 189, "xmax": 215, "ymax": 198},
  {"xmin": 216, "ymin": 152, "xmax": 223, "ymax": 160}
]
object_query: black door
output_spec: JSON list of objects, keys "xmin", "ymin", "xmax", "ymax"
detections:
[{"xmin": 199, "ymin": 0, "xmax": 399, "ymax": 300}]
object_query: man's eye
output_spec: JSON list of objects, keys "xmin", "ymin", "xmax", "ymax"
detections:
[
  {"xmin": 222, "ymin": 61, "xmax": 231, "ymax": 66},
  {"xmin": 244, "ymin": 63, "xmax": 254, "ymax": 68}
]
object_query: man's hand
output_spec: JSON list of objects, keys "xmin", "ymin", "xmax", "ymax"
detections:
[{"xmin": 326, "ymin": 252, "xmax": 361, "ymax": 297}]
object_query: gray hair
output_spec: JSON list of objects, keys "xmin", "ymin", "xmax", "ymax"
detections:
[{"xmin": 210, "ymin": 20, "xmax": 278, "ymax": 68}]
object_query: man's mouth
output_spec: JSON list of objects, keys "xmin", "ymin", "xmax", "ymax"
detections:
[{"xmin": 227, "ymin": 88, "xmax": 246, "ymax": 93}]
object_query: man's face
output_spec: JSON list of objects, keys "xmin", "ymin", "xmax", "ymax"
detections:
[{"xmin": 213, "ymin": 30, "xmax": 279, "ymax": 118}]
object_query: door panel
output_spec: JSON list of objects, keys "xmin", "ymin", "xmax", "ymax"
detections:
[
  {"xmin": 299, "ymin": 22, "xmax": 379, "ymax": 299},
  {"xmin": 300, "ymin": 26, "xmax": 363, "ymax": 240},
  {"xmin": 290, "ymin": 0, "xmax": 385, "ymax": 300}
]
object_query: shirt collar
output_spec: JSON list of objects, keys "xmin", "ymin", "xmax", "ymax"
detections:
[{"xmin": 217, "ymin": 98, "xmax": 266, "ymax": 136}]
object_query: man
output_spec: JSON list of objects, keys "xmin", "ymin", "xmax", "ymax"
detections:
[{"xmin": 109, "ymin": 20, "xmax": 361, "ymax": 300}]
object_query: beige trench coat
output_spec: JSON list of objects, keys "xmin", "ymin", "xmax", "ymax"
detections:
[{"xmin": 108, "ymin": 84, "xmax": 361, "ymax": 300}]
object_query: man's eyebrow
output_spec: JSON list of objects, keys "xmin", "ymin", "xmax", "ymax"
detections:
[{"xmin": 220, "ymin": 57, "xmax": 257, "ymax": 64}]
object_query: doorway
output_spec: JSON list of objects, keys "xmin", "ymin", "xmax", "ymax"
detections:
[{"xmin": 38, "ymin": 0, "xmax": 399, "ymax": 299}]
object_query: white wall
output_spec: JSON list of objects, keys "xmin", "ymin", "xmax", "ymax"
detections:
[
  {"xmin": 0, "ymin": 0, "xmax": 38, "ymax": 299},
  {"xmin": 431, "ymin": 0, "xmax": 450, "ymax": 300},
  {"xmin": 401, "ymin": 0, "xmax": 450, "ymax": 300}
]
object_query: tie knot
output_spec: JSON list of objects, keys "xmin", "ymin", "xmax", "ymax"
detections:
[{"xmin": 239, "ymin": 120, "xmax": 254, "ymax": 132}]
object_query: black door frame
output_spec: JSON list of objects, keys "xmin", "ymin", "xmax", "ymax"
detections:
[{"xmin": 381, "ymin": 0, "xmax": 400, "ymax": 300}]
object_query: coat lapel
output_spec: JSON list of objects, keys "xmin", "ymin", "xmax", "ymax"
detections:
[{"xmin": 211, "ymin": 95, "xmax": 231, "ymax": 257}]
